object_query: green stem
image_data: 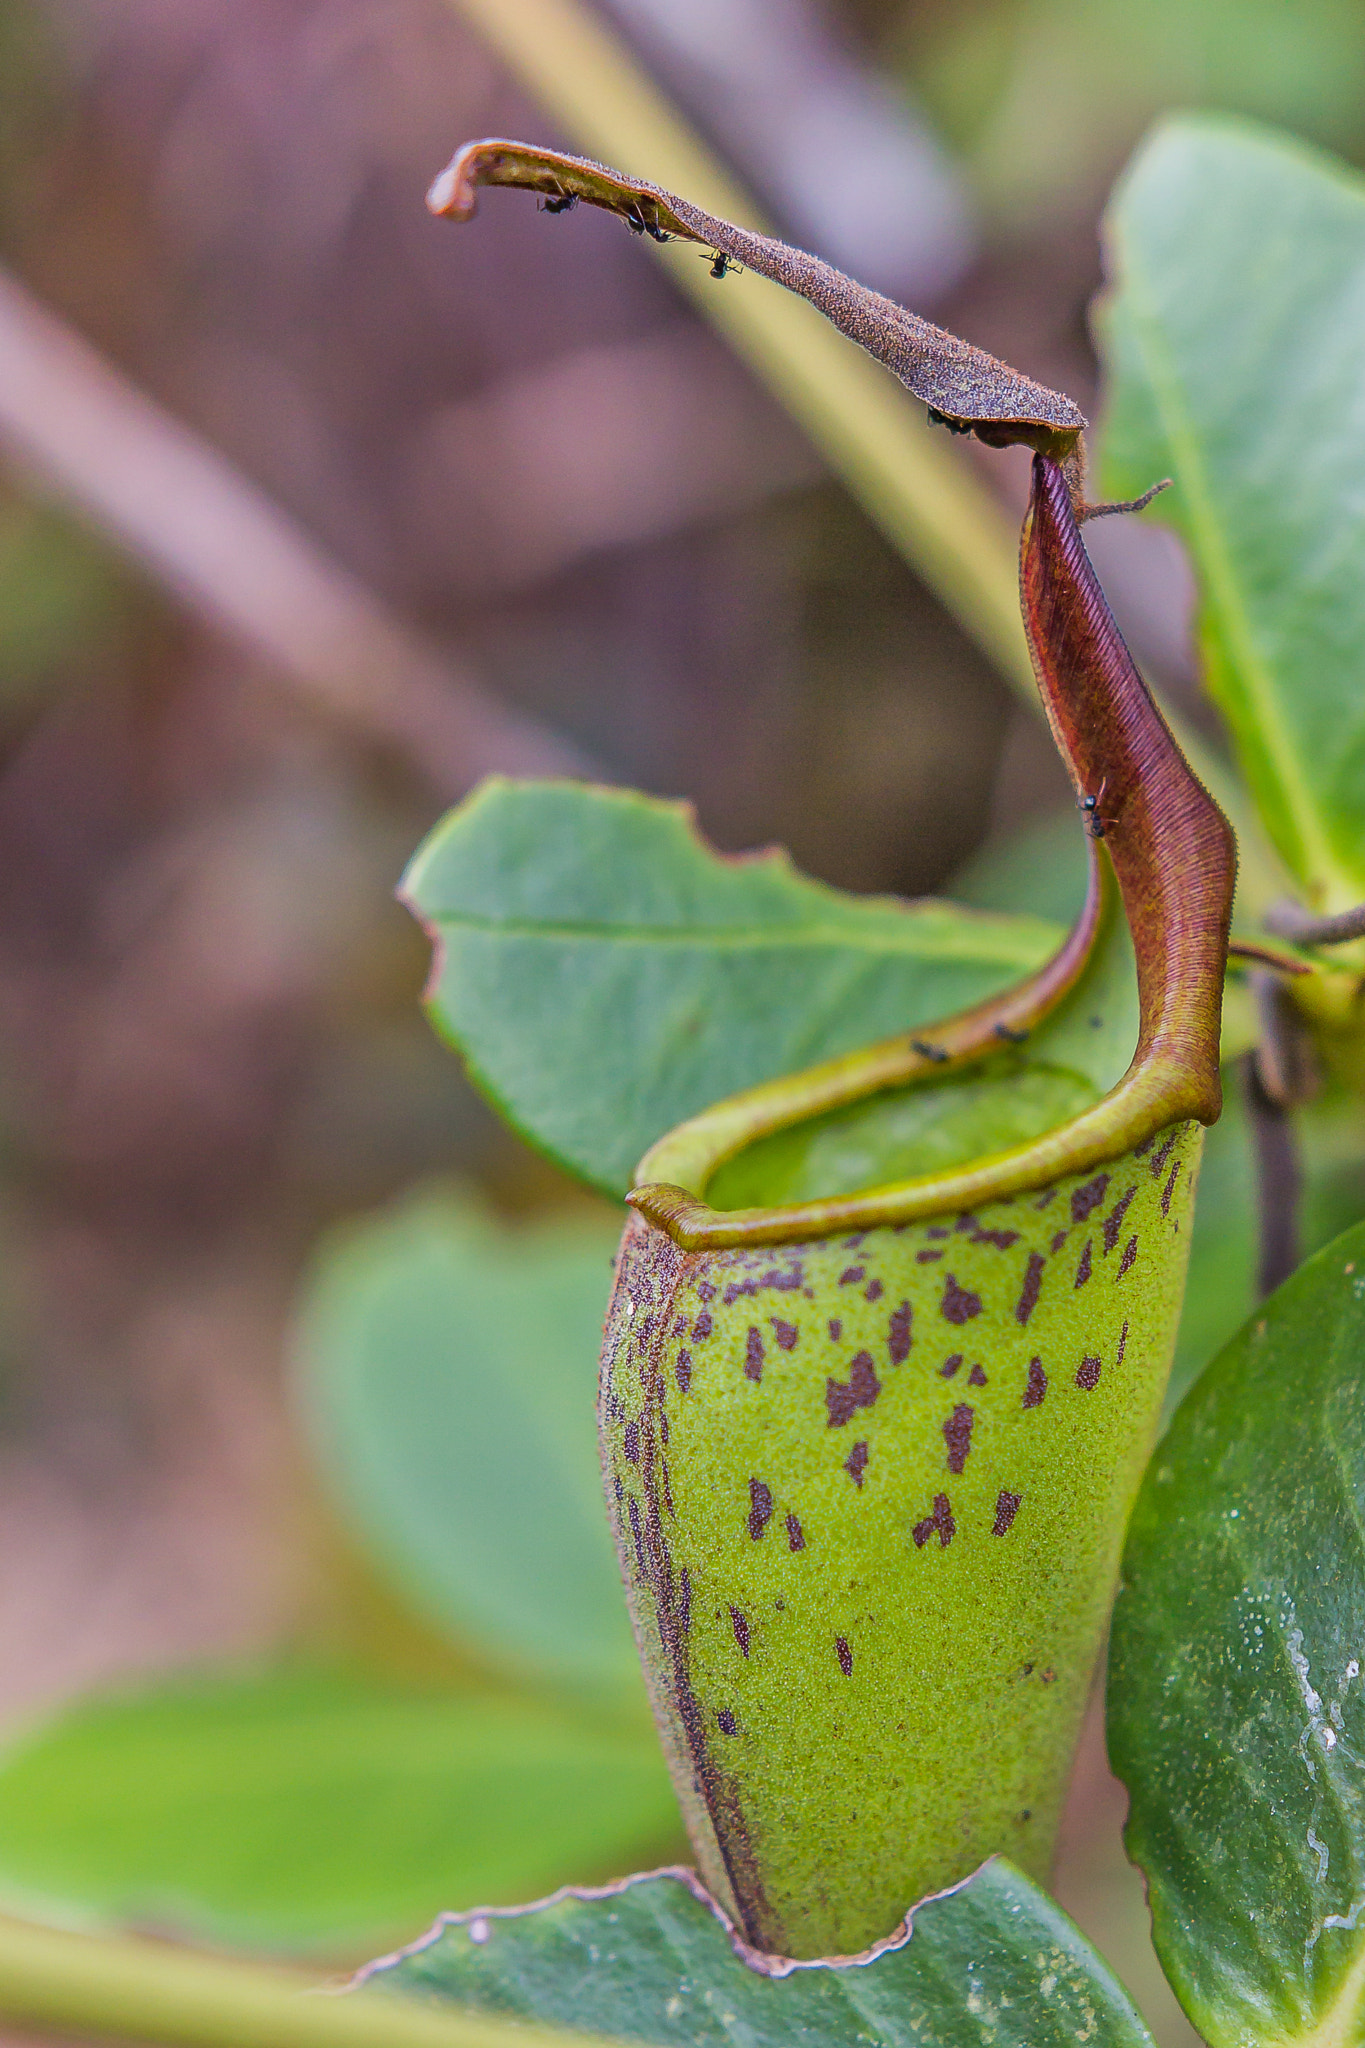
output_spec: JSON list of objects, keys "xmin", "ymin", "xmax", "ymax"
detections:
[
  {"xmin": 0, "ymin": 1911, "xmax": 605, "ymax": 2048},
  {"xmin": 439, "ymin": 0, "xmax": 1275, "ymax": 899}
]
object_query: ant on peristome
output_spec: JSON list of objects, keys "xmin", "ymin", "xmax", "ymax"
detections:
[
  {"xmin": 1079, "ymin": 779, "xmax": 1109, "ymax": 839},
  {"xmin": 705, "ymin": 250, "xmax": 743, "ymax": 280}
]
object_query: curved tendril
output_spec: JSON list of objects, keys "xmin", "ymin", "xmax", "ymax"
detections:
[{"xmin": 628, "ymin": 457, "xmax": 1236, "ymax": 1251}]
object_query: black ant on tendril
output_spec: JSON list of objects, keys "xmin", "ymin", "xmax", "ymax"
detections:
[
  {"xmin": 704, "ymin": 250, "xmax": 743, "ymax": 280},
  {"xmin": 1079, "ymin": 780, "xmax": 1109, "ymax": 840}
]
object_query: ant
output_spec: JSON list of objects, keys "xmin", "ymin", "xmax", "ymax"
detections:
[
  {"xmin": 705, "ymin": 250, "xmax": 743, "ymax": 280},
  {"xmin": 1079, "ymin": 779, "xmax": 1109, "ymax": 839},
  {"xmin": 539, "ymin": 190, "xmax": 578, "ymax": 215},
  {"xmin": 622, "ymin": 203, "xmax": 672, "ymax": 244}
]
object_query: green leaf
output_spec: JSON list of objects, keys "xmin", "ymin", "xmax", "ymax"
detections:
[
  {"xmin": 919, "ymin": 0, "xmax": 1365, "ymax": 233},
  {"xmin": 0, "ymin": 497, "xmax": 140, "ymax": 705},
  {"xmin": 1099, "ymin": 115, "xmax": 1365, "ymax": 905},
  {"xmin": 1169, "ymin": 1086, "xmax": 1365, "ymax": 1411},
  {"xmin": 0, "ymin": 1671, "xmax": 679, "ymax": 1960},
  {"xmin": 361, "ymin": 1859, "xmax": 1155, "ymax": 2047},
  {"xmin": 1109, "ymin": 1219, "xmax": 1365, "ymax": 2047},
  {"xmin": 952, "ymin": 809, "xmax": 1090, "ymax": 927},
  {"xmin": 404, "ymin": 780, "xmax": 1064, "ymax": 1198},
  {"xmin": 294, "ymin": 1187, "xmax": 637, "ymax": 1699}
]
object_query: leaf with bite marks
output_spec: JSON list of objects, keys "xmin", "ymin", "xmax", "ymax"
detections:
[{"xmin": 405, "ymin": 779, "xmax": 1063, "ymax": 1199}]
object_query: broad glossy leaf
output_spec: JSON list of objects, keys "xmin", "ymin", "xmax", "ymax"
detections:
[
  {"xmin": 295, "ymin": 1187, "xmax": 636, "ymax": 1698},
  {"xmin": 1109, "ymin": 1220, "xmax": 1365, "ymax": 2046},
  {"xmin": 361, "ymin": 1859, "xmax": 1155, "ymax": 2048},
  {"xmin": 404, "ymin": 780, "xmax": 1064, "ymax": 1197},
  {"xmin": 1099, "ymin": 116, "xmax": 1365, "ymax": 904},
  {"xmin": 0, "ymin": 1671, "xmax": 679, "ymax": 1959}
]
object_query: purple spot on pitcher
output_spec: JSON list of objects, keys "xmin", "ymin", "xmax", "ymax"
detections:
[
  {"xmin": 993, "ymin": 1490, "xmax": 1022, "ymax": 1536},
  {"xmin": 941, "ymin": 1274, "xmax": 982, "ymax": 1324},
  {"xmin": 1015, "ymin": 1253, "xmax": 1045, "ymax": 1326}
]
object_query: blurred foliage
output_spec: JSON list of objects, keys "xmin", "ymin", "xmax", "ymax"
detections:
[
  {"xmin": 0, "ymin": 1185, "xmax": 684, "ymax": 1960},
  {"xmin": 1169, "ymin": 1085, "xmax": 1365, "ymax": 1410},
  {"xmin": 1101, "ymin": 116, "xmax": 1365, "ymax": 908},
  {"xmin": 898, "ymin": 0, "xmax": 1365, "ymax": 230},
  {"xmin": 295, "ymin": 1185, "xmax": 638, "ymax": 1702},
  {"xmin": 0, "ymin": 488, "xmax": 151, "ymax": 717},
  {"xmin": 0, "ymin": 0, "xmax": 66, "ymax": 248},
  {"xmin": 953, "ymin": 807, "xmax": 1086, "ymax": 924},
  {"xmin": 0, "ymin": 1669, "xmax": 677, "ymax": 1959}
]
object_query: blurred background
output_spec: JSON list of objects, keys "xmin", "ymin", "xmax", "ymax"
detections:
[{"xmin": 1, "ymin": 0, "xmax": 1365, "ymax": 2040}]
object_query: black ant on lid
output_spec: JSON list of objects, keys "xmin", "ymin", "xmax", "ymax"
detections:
[
  {"xmin": 539, "ymin": 190, "xmax": 578, "ymax": 215},
  {"xmin": 705, "ymin": 250, "xmax": 743, "ymax": 280},
  {"xmin": 622, "ymin": 202, "xmax": 671, "ymax": 244}
]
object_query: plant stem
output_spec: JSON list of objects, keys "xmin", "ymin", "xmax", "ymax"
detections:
[
  {"xmin": 439, "ymin": 0, "xmax": 1274, "ymax": 897},
  {"xmin": 1241, "ymin": 1046, "xmax": 1303, "ymax": 1297},
  {"xmin": 1265, "ymin": 896, "xmax": 1365, "ymax": 947},
  {"xmin": 0, "ymin": 1911, "xmax": 604, "ymax": 2048}
]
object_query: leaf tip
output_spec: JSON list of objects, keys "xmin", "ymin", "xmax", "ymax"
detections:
[{"xmin": 426, "ymin": 144, "xmax": 476, "ymax": 220}]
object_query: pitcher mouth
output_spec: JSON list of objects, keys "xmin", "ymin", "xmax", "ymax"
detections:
[
  {"xmin": 626, "ymin": 849, "xmax": 1114, "ymax": 1251},
  {"xmin": 629, "ymin": 454, "xmax": 1235, "ymax": 1253}
]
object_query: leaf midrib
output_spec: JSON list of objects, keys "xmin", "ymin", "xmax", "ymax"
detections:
[{"xmin": 426, "ymin": 911, "xmax": 1055, "ymax": 965}]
